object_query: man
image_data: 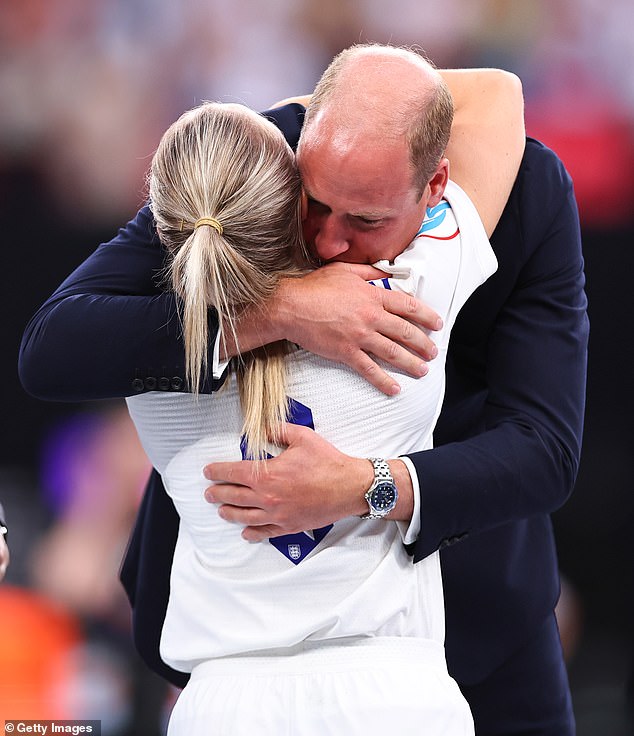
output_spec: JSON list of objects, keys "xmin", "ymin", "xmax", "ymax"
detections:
[
  {"xmin": 20, "ymin": 45, "xmax": 587, "ymax": 735},
  {"xmin": 203, "ymin": 49, "xmax": 586, "ymax": 735}
]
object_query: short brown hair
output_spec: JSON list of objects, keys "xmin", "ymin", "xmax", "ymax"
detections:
[{"xmin": 302, "ymin": 43, "xmax": 454, "ymax": 194}]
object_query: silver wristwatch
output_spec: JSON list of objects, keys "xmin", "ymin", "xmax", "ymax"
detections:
[{"xmin": 361, "ymin": 458, "xmax": 398, "ymax": 519}]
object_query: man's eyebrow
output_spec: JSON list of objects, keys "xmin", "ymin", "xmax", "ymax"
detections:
[
  {"xmin": 304, "ymin": 191, "xmax": 390, "ymax": 219},
  {"xmin": 303, "ymin": 190, "xmax": 328, "ymax": 208},
  {"xmin": 350, "ymin": 210, "xmax": 387, "ymax": 219}
]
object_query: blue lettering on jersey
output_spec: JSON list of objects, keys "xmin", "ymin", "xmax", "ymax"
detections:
[
  {"xmin": 417, "ymin": 200, "xmax": 450, "ymax": 236},
  {"xmin": 368, "ymin": 277, "xmax": 392, "ymax": 290},
  {"xmin": 240, "ymin": 397, "xmax": 333, "ymax": 565}
]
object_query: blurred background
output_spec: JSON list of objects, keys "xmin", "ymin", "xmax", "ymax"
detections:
[{"xmin": 1, "ymin": 0, "xmax": 633, "ymax": 733}]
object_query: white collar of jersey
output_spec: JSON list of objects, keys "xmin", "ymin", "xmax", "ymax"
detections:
[{"xmin": 372, "ymin": 259, "xmax": 412, "ymax": 279}]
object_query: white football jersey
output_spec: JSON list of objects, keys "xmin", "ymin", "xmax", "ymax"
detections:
[{"xmin": 126, "ymin": 180, "xmax": 497, "ymax": 672}]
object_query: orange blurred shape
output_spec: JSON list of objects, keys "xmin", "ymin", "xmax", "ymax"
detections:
[{"xmin": 0, "ymin": 585, "xmax": 82, "ymax": 719}]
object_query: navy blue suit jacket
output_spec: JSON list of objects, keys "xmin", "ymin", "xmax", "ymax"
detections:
[{"xmin": 19, "ymin": 104, "xmax": 588, "ymax": 688}]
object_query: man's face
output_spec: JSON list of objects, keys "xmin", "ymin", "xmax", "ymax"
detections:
[{"xmin": 298, "ymin": 132, "xmax": 431, "ymax": 264}]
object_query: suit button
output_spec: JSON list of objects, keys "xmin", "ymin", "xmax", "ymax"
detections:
[
  {"xmin": 131, "ymin": 378, "xmax": 144, "ymax": 393},
  {"xmin": 171, "ymin": 377, "xmax": 183, "ymax": 391},
  {"xmin": 144, "ymin": 377, "xmax": 157, "ymax": 390},
  {"xmin": 158, "ymin": 377, "xmax": 170, "ymax": 391},
  {"xmin": 439, "ymin": 533, "xmax": 469, "ymax": 550}
]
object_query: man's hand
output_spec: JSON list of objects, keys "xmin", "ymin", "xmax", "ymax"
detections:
[
  {"xmin": 203, "ymin": 423, "xmax": 414, "ymax": 541},
  {"xmin": 224, "ymin": 262, "xmax": 442, "ymax": 397}
]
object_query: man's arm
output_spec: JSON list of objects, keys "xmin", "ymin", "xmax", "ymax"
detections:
[
  {"xmin": 408, "ymin": 139, "xmax": 588, "ymax": 559},
  {"xmin": 18, "ymin": 206, "xmax": 199, "ymax": 400},
  {"xmin": 18, "ymin": 220, "xmax": 439, "ymax": 402},
  {"xmin": 440, "ymin": 68, "xmax": 525, "ymax": 236},
  {"xmin": 203, "ymin": 141, "xmax": 588, "ymax": 551},
  {"xmin": 222, "ymin": 262, "xmax": 441, "ymax": 396},
  {"xmin": 19, "ymin": 105, "xmax": 441, "ymax": 401},
  {"xmin": 19, "ymin": 64, "xmax": 524, "ymax": 403}
]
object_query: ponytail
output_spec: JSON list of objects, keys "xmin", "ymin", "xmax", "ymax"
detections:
[{"xmin": 149, "ymin": 102, "xmax": 308, "ymax": 458}]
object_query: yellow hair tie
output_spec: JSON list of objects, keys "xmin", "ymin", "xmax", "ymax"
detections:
[{"xmin": 194, "ymin": 217, "xmax": 223, "ymax": 235}]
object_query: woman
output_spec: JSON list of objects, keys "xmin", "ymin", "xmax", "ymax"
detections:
[{"xmin": 125, "ymin": 82, "xmax": 503, "ymax": 733}]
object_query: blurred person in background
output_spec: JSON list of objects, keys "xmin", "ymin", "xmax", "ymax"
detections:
[
  {"xmin": 20, "ymin": 405, "xmax": 167, "ymax": 735},
  {"xmin": 19, "ymin": 42, "xmax": 587, "ymax": 736},
  {"xmin": 30, "ymin": 405, "xmax": 150, "ymax": 631},
  {"xmin": 0, "ymin": 502, "xmax": 9, "ymax": 580}
]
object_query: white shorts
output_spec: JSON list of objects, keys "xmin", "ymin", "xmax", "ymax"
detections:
[{"xmin": 167, "ymin": 637, "xmax": 474, "ymax": 735}]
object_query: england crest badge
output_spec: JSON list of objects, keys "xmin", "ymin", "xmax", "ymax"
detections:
[{"xmin": 288, "ymin": 544, "xmax": 302, "ymax": 560}]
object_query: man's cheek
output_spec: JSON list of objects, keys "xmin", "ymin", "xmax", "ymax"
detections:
[{"xmin": 301, "ymin": 220, "xmax": 319, "ymax": 250}]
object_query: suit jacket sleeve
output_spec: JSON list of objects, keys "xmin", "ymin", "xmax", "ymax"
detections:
[
  {"xmin": 18, "ymin": 104, "xmax": 305, "ymax": 402},
  {"xmin": 409, "ymin": 139, "xmax": 589, "ymax": 560}
]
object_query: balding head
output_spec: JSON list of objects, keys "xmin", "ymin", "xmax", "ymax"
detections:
[{"xmin": 299, "ymin": 44, "xmax": 454, "ymax": 194}]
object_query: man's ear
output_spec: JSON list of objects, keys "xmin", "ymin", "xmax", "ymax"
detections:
[
  {"xmin": 427, "ymin": 158, "xmax": 450, "ymax": 207},
  {"xmin": 300, "ymin": 187, "xmax": 308, "ymax": 221}
]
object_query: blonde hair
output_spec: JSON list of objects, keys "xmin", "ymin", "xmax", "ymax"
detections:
[
  {"xmin": 301, "ymin": 43, "xmax": 454, "ymax": 194},
  {"xmin": 149, "ymin": 102, "xmax": 309, "ymax": 458}
]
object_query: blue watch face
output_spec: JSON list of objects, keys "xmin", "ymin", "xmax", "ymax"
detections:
[{"xmin": 371, "ymin": 482, "xmax": 397, "ymax": 510}]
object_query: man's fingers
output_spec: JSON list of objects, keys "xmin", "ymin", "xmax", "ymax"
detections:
[
  {"xmin": 381, "ymin": 289, "xmax": 443, "ymax": 332},
  {"xmin": 337, "ymin": 262, "xmax": 389, "ymax": 281},
  {"xmin": 217, "ymin": 503, "xmax": 270, "ymax": 526},
  {"xmin": 204, "ymin": 459, "xmax": 255, "ymax": 484},
  {"xmin": 339, "ymin": 263, "xmax": 444, "ymax": 334},
  {"xmin": 362, "ymin": 334, "xmax": 431, "ymax": 377},
  {"xmin": 273, "ymin": 421, "xmax": 312, "ymax": 446},
  {"xmin": 346, "ymin": 350, "xmax": 404, "ymax": 396},
  {"xmin": 206, "ymin": 481, "xmax": 257, "ymax": 507},
  {"xmin": 373, "ymin": 310, "xmax": 438, "ymax": 362}
]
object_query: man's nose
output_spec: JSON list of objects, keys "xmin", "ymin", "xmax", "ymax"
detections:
[{"xmin": 313, "ymin": 217, "xmax": 350, "ymax": 261}]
